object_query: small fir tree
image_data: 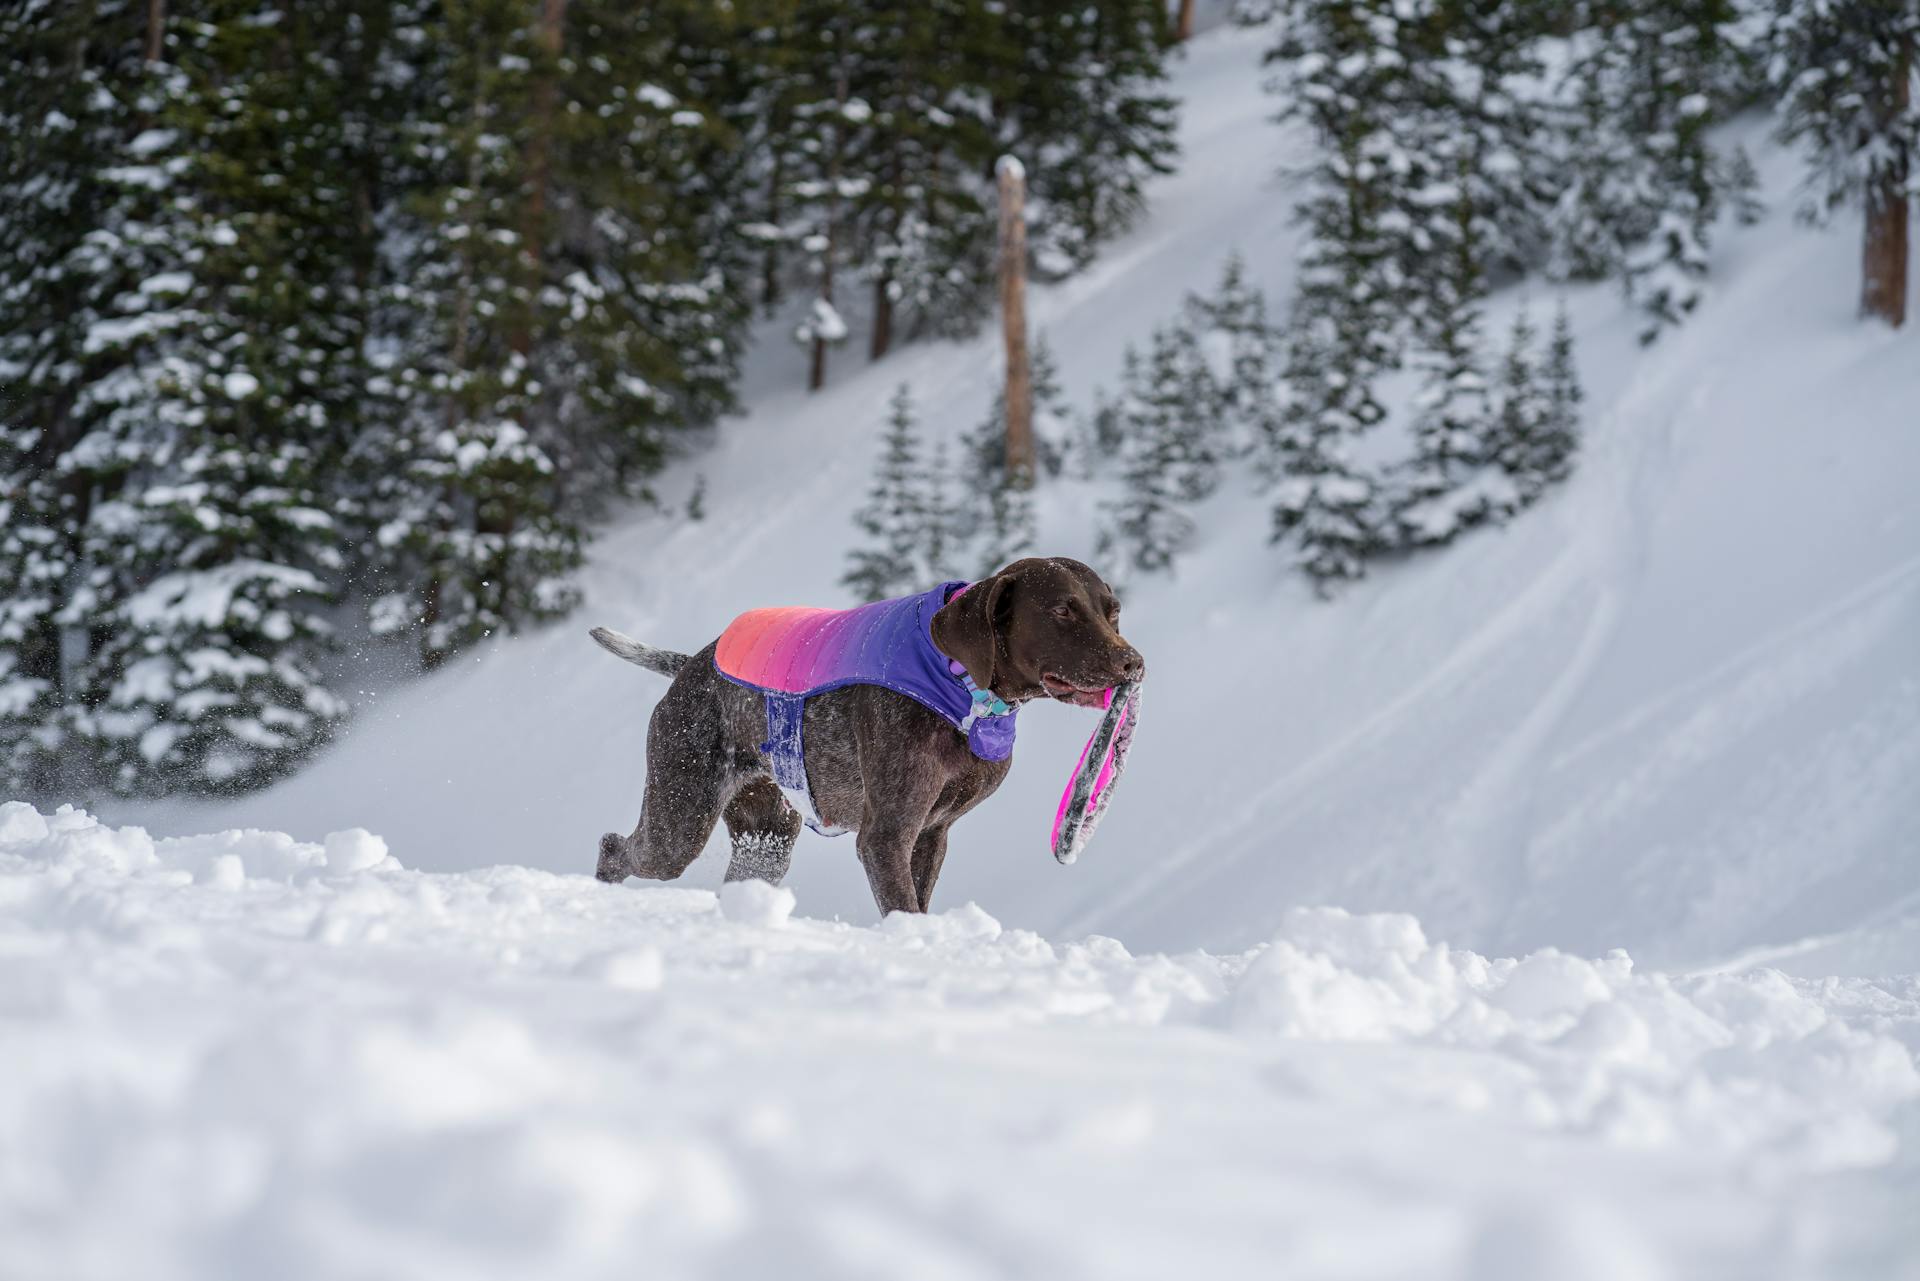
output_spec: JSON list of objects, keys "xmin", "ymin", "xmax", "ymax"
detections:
[
  {"xmin": 1185, "ymin": 253, "xmax": 1282, "ymax": 457},
  {"xmin": 1099, "ymin": 335, "xmax": 1209, "ymax": 576},
  {"xmin": 1394, "ymin": 180, "xmax": 1503, "ymax": 547},
  {"xmin": 843, "ymin": 385, "xmax": 931, "ymax": 602}
]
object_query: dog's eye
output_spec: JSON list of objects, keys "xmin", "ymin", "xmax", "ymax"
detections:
[{"xmin": 1050, "ymin": 603, "xmax": 1074, "ymax": 622}]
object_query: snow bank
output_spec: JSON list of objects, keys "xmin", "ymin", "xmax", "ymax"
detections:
[{"xmin": 2, "ymin": 805, "xmax": 1914, "ymax": 1280}]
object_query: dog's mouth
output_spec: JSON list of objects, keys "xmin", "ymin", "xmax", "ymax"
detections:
[{"xmin": 1042, "ymin": 674, "xmax": 1110, "ymax": 708}]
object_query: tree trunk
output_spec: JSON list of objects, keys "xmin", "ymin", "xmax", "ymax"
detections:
[
  {"xmin": 145, "ymin": 0, "xmax": 166, "ymax": 62},
  {"xmin": 1175, "ymin": 0, "xmax": 1196, "ymax": 42},
  {"xmin": 762, "ymin": 144, "xmax": 785, "ymax": 314},
  {"xmin": 517, "ymin": 0, "xmax": 566, "ymax": 359},
  {"xmin": 1861, "ymin": 43, "xmax": 1910, "ymax": 329},
  {"xmin": 810, "ymin": 66, "xmax": 848, "ymax": 393},
  {"xmin": 870, "ymin": 277, "xmax": 894, "ymax": 362},
  {"xmin": 997, "ymin": 156, "xmax": 1034, "ymax": 486}
]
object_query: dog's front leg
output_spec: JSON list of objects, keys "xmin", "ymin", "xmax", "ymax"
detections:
[
  {"xmin": 855, "ymin": 815, "xmax": 927, "ymax": 915},
  {"xmin": 853, "ymin": 763, "xmax": 941, "ymax": 916}
]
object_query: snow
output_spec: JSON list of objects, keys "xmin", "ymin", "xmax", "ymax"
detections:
[
  {"xmin": 1, "ymin": 803, "xmax": 1915, "ymax": 1280},
  {"xmin": 99, "ymin": 26, "xmax": 1920, "ymax": 978},
  {"xmin": 717, "ymin": 877, "xmax": 796, "ymax": 927},
  {"xmin": 43, "ymin": 21, "xmax": 1920, "ymax": 1273}
]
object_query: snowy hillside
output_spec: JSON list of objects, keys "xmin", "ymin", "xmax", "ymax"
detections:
[
  {"xmin": 6, "ymin": 801, "xmax": 1918, "ymax": 1281},
  {"xmin": 109, "ymin": 24, "xmax": 1920, "ymax": 977}
]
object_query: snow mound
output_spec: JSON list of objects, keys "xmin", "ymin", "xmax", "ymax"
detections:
[
  {"xmin": 2, "ymin": 805, "xmax": 1915, "ymax": 1279},
  {"xmin": 717, "ymin": 877, "xmax": 796, "ymax": 928}
]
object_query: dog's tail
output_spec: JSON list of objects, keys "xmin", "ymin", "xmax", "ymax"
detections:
[{"xmin": 589, "ymin": 626, "xmax": 692, "ymax": 678}]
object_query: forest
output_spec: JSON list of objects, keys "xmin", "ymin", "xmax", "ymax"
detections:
[{"xmin": 2, "ymin": 0, "xmax": 1914, "ymax": 798}]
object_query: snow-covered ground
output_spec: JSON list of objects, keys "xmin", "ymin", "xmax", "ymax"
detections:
[
  {"xmin": 24, "ymin": 18, "xmax": 1920, "ymax": 1277},
  {"xmin": 105, "ymin": 25, "xmax": 1920, "ymax": 977},
  {"xmin": 5, "ymin": 802, "xmax": 1918, "ymax": 1281}
]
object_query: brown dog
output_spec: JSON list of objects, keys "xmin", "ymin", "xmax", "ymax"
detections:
[{"xmin": 590, "ymin": 558, "xmax": 1144, "ymax": 915}]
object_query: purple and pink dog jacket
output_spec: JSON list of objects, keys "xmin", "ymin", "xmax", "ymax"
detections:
[{"xmin": 714, "ymin": 581, "xmax": 1017, "ymax": 833}]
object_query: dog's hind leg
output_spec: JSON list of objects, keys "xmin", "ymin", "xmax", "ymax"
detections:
[
  {"xmin": 721, "ymin": 777, "xmax": 801, "ymax": 885},
  {"xmin": 598, "ymin": 668, "xmax": 735, "ymax": 884}
]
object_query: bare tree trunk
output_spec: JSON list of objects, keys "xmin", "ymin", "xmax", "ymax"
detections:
[
  {"xmin": 870, "ymin": 277, "xmax": 894, "ymax": 362},
  {"xmin": 763, "ymin": 144, "xmax": 785, "ymax": 313},
  {"xmin": 997, "ymin": 156, "xmax": 1034, "ymax": 486},
  {"xmin": 1175, "ymin": 0, "xmax": 1196, "ymax": 42},
  {"xmin": 145, "ymin": 0, "xmax": 166, "ymax": 62},
  {"xmin": 517, "ymin": 0, "xmax": 566, "ymax": 359},
  {"xmin": 810, "ymin": 66, "xmax": 848, "ymax": 393},
  {"xmin": 1861, "ymin": 44, "xmax": 1910, "ymax": 329}
]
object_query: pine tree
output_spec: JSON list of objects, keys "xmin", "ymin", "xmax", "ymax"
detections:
[
  {"xmin": 1538, "ymin": 304, "xmax": 1584, "ymax": 487},
  {"xmin": 0, "ymin": 0, "xmax": 149, "ymax": 789},
  {"xmin": 844, "ymin": 385, "xmax": 930, "ymax": 602},
  {"xmin": 1262, "ymin": 1, "xmax": 1403, "ymax": 590},
  {"xmin": 1185, "ymin": 253, "xmax": 1281, "ymax": 457},
  {"xmin": 0, "ymin": 3, "xmax": 380, "ymax": 793},
  {"xmin": 1268, "ymin": 317, "xmax": 1389, "ymax": 592},
  {"xmin": 1552, "ymin": 0, "xmax": 1760, "ymax": 341},
  {"xmin": 1100, "ymin": 334, "xmax": 1208, "ymax": 577},
  {"xmin": 999, "ymin": 0, "xmax": 1179, "ymax": 276},
  {"xmin": 855, "ymin": 0, "xmax": 1004, "ymax": 357},
  {"xmin": 1394, "ymin": 176, "xmax": 1503, "ymax": 548},
  {"xmin": 367, "ymin": 0, "xmax": 743, "ymax": 664},
  {"xmin": 1483, "ymin": 302, "xmax": 1583, "ymax": 508},
  {"xmin": 1072, "ymin": 386, "xmax": 1128, "ymax": 480},
  {"xmin": 1769, "ymin": 0, "xmax": 1919, "ymax": 327}
]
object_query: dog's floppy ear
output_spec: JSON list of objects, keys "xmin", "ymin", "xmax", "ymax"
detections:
[{"xmin": 932, "ymin": 571, "xmax": 1014, "ymax": 691}]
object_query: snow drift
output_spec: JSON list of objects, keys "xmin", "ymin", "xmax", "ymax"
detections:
[{"xmin": 4, "ymin": 802, "xmax": 1917, "ymax": 1280}]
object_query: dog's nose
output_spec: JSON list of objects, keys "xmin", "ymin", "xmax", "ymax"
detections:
[{"xmin": 1113, "ymin": 646, "xmax": 1146, "ymax": 683}]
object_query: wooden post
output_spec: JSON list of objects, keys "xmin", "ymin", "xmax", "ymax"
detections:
[
  {"xmin": 997, "ymin": 155, "xmax": 1033, "ymax": 487},
  {"xmin": 1176, "ymin": 0, "xmax": 1196, "ymax": 42}
]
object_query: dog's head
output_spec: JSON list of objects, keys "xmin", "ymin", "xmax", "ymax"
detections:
[{"xmin": 931, "ymin": 558, "xmax": 1145, "ymax": 707}]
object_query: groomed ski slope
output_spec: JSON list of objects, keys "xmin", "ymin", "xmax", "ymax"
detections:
[{"xmin": 5, "ymin": 802, "xmax": 1918, "ymax": 1281}]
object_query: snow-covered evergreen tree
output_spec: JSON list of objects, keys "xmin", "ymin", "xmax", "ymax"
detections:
[
  {"xmin": 1185, "ymin": 254, "xmax": 1282, "ymax": 457},
  {"xmin": 1539, "ymin": 304, "xmax": 1585, "ymax": 488},
  {"xmin": 0, "ymin": 3, "xmax": 374, "ymax": 793},
  {"xmin": 1768, "ymin": 0, "xmax": 1919, "ymax": 327},
  {"xmin": 1099, "ymin": 331, "xmax": 1213, "ymax": 577},
  {"xmin": 1485, "ymin": 303, "xmax": 1581, "ymax": 507},
  {"xmin": 999, "ymin": 0, "xmax": 1179, "ymax": 277},
  {"xmin": 1262, "ymin": 1, "xmax": 1405, "ymax": 589},
  {"xmin": 1551, "ymin": 0, "xmax": 1760, "ymax": 341},
  {"xmin": 844, "ymin": 385, "xmax": 932, "ymax": 602},
  {"xmin": 365, "ymin": 0, "xmax": 743, "ymax": 664},
  {"xmin": 1268, "ymin": 314, "xmax": 1390, "ymax": 592},
  {"xmin": 1393, "ymin": 175, "xmax": 1508, "ymax": 548}
]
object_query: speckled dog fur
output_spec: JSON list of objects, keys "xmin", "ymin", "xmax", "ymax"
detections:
[{"xmin": 591, "ymin": 558, "xmax": 1144, "ymax": 916}]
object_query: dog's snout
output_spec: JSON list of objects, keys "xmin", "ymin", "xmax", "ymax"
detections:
[{"xmin": 1112, "ymin": 645, "xmax": 1145, "ymax": 684}]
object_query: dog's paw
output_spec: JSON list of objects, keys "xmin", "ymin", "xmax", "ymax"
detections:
[{"xmin": 595, "ymin": 832, "xmax": 631, "ymax": 883}]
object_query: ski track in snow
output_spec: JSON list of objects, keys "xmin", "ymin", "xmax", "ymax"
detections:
[{"xmin": 4, "ymin": 802, "xmax": 1919, "ymax": 1281}]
